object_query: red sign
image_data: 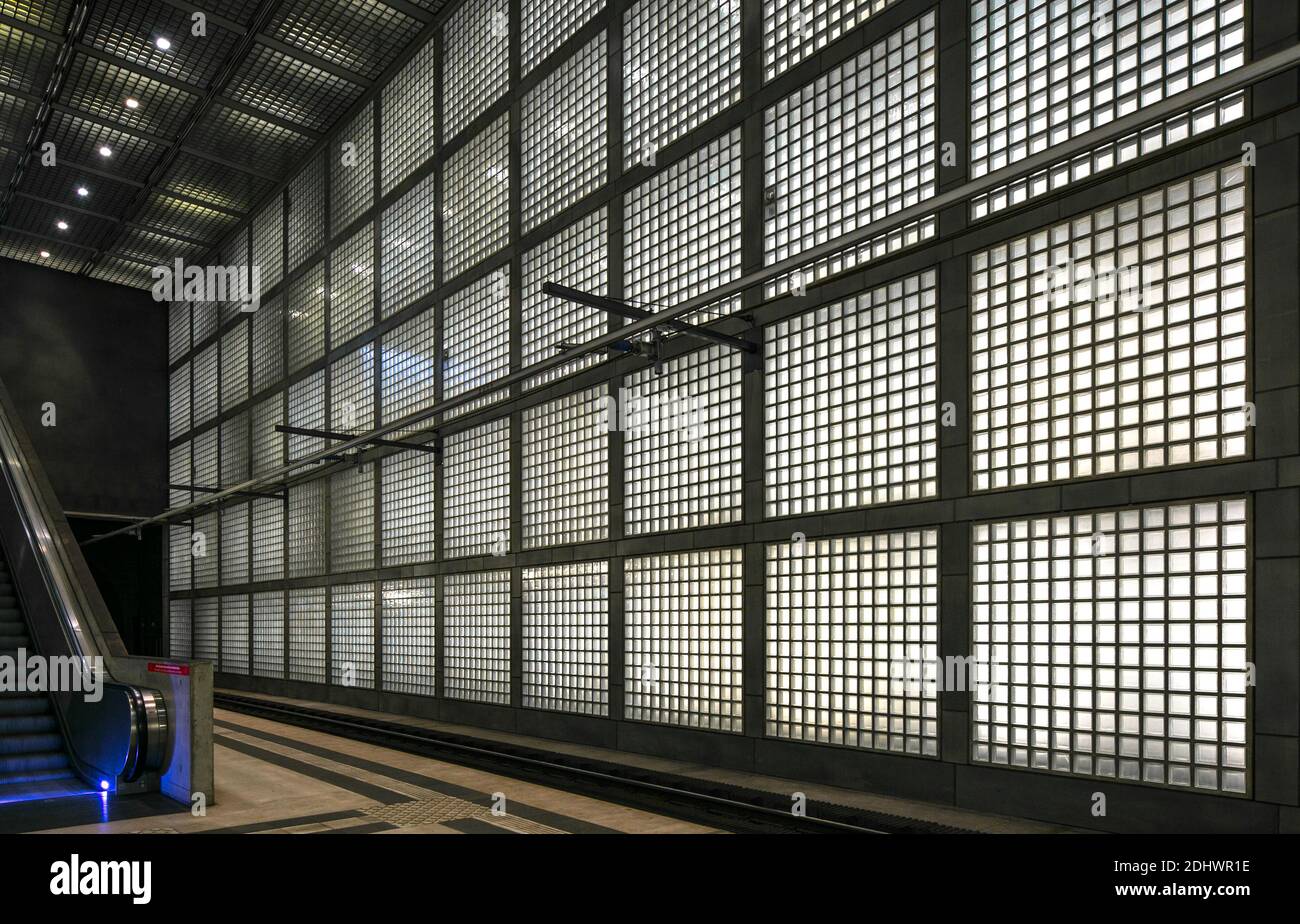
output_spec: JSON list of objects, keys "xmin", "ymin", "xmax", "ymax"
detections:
[{"xmin": 147, "ymin": 662, "xmax": 190, "ymax": 676}]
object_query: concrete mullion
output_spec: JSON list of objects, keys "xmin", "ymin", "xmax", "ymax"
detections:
[
  {"xmin": 607, "ymin": 2, "xmax": 624, "ymax": 180},
  {"xmin": 936, "ymin": 0, "xmax": 970, "ymax": 196},
  {"xmin": 608, "ymin": 555, "xmax": 624, "ymax": 720},
  {"xmin": 938, "ymin": 519, "xmax": 971, "ymax": 765},
  {"xmin": 369, "ymin": 68, "xmax": 385, "ymax": 695},
  {"xmin": 280, "ymin": 490, "xmax": 290, "ymax": 681},
  {"xmin": 508, "ymin": 40, "xmax": 525, "ymax": 715},
  {"xmin": 742, "ymin": 542, "xmax": 765, "ymax": 739},
  {"xmin": 740, "ymin": 0, "xmax": 768, "ymax": 525},
  {"xmin": 434, "ymin": 566, "xmax": 445, "ymax": 700},
  {"xmin": 935, "ymin": 8, "xmax": 969, "ymax": 243},
  {"xmin": 245, "ymin": 345, "xmax": 255, "ymax": 670},
  {"xmin": 428, "ymin": 18, "xmax": 447, "ymax": 705},
  {"xmin": 510, "ymin": 560, "xmax": 523, "ymax": 708},
  {"xmin": 1247, "ymin": 43, "xmax": 1300, "ymax": 807},
  {"xmin": 740, "ymin": 0, "xmax": 767, "ymax": 740},
  {"xmin": 606, "ymin": 4, "xmax": 627, "ymax": 723},
  {"xmin": 280, "ymin": 156, "xmax": 299, "ymax": 690},
  {"xmin": 508, "ymin": 0, "xmax": 523, "ymax": 392},
  {"xmin": 372, "ymin": 456, "xmax": 383, "ymax": 694},
  {"xmin": 509, "ymin": 397, "xmax": 524, "ymax": 709},
  {"xmin": 938, "ymin": 256, "xmax": 970, "ymax": 498}
]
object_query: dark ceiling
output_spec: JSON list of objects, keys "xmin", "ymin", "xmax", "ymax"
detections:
[{"xmin": 0, "ymin": 0, "xmax": 442, "ymax": 289}]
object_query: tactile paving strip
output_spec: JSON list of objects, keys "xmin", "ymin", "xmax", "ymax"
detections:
[{"xmin": 361, "ymin": 797, "xmax": 561, "ymax": 834}]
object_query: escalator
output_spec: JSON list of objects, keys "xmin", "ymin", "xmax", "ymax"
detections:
[
  {"xmin": 0, "ymin": 546, "xmax": 86, "ymax": 802},
  {"xmin": 0, "ymin": 374, "xmax": 174, "ymax": 806}
]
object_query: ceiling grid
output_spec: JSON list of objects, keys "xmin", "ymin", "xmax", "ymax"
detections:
[{"xmin": 0, "ymin": 0, "xmax": 443, "ymax": 287}]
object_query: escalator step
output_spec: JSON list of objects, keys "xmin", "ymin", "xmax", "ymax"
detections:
[
  {"xmin": 0, "ymin": 560, "xmax": 76, "ymax": 794},
  {"xmin": 0, "ymin": 750, "xmax": 70, "ymax": 774},
  {"xmin": 0, "ymin": 714, "xmax": 57, "ymax": 734},
  {"xmin": 0, "ymin": 732, "xmax": 64, "ymax": 755},
  {"xmin": 0, "ymin": 766, "xmax": 75, "ymax": 787},
  {"xmin": 0, "ymin": 696, "xmax": 53, "ymax": 715}
]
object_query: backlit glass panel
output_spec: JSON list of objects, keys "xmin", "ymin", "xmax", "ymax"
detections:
[
  {"xmin": 970, "ymin": 166, "xmax": 1249, "ymax": 491},
  {"xmin": 444, "ymin": 570, "xmax": 512, "ymax": 705},
  {"xmin": 972, "ymin": 499, "xmax": 1250, "ymax": 794},
  {"xmin": 766, "ymin": 528, "xmax": 939, "ymax": 754},
  {"xmin": 522, "ymin": 560, "xmax": 609, "ymax": 716},
  {"xmin": 625, "ymin": 548, "xmax": 744, "ymax": 732}
]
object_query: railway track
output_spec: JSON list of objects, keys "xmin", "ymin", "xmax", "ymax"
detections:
[{"xmin": 214, "ymin": 692, "xmax": 973, "ymax": 834}]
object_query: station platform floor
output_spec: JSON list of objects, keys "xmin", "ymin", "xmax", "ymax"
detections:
[
  {"xmin": 13, "ymin": 705, "xmax": 717, "ymax": 834},
  {"xmin": 0, "ymin": 691, "xmax": 1077, "ymax": 834},
  {"xmin": 212, "ymin": 691, "xmax": 1071, "ymax": 834}
]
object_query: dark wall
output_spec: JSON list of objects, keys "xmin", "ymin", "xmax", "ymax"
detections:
[
  {"xmin": 69, "ymin": 517, "xmax": 164, "ymax": 657},
  {"xmin": 0, "ymin": 258, "xmax": 167, "ymax": 517}
]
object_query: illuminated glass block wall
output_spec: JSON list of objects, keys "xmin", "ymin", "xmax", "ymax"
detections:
[{"xmin": 161, "ymin": 0, "xmax": 1299, "ymax": 826}]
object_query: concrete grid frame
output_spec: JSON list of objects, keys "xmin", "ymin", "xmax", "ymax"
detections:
[{"xmin": 160, "ymin": 0, "xmax": 1300, "ymax": 833}]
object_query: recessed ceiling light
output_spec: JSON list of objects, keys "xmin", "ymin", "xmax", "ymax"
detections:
[
  {"xmin": 154, "ymin": 36, "xmax": 171, "ymax": 51},
  {"xmin": 98, "ymin": 145, "xmax": 112, "ymax": 157},
  {"xmin": 56, "ymin": 220, "xmax": 69, "ymax": 230},
  {"xmin": 124, "ymin": 97, "xmax": 140, "ymax": 109},
  {"xmin": 76, "ymin": 186, "xmax": 89, "ymax": 197},
  {"xmin": 39, "ymin": 250, "xmax": 51, "ymax": 259}
]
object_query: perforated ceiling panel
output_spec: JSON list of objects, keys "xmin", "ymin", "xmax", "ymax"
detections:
[{"xmin": 0, "ymin": 0, "xmax": 443, "ymax": 285}]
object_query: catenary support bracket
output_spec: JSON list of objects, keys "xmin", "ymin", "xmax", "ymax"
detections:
[
  {"xmin": 274, "ymin": 425, "xmax": 439, "ymax": 455},
  {"xmin": 167, "ymin": 483, "xmax": 286, "ymax": 501},
  {"xmin": 542, "ymin": 282, "xmax": 759, "ymax": 358}
]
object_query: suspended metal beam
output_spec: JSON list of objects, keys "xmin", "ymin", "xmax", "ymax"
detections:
[
  {"xmin": 168, "ymin": 482, "xmax": 285, "ymax": 501},
  {"xmin": 79, "ymin": 39, "xmax": 1300, "ymax": 546},
  {"xmin": 73, "ymin": 43, "xmax": 206, "ymax": 95},
  {"xmin": 155, "ymin": 0, "xmax": 249, "ymax": 37},
  {"xmin": 0, "ymin": 0, "xmax": 95, "ymax": 228},
  {"xmin": 0, "ymin": 140, "xmax": 148, "ymax": 187},
  {"xmin": 212, "ymin": 96, "xmax": 323, "ymax": 142},
  {"xmin": 174, "ymin": 144, "xmax": 283, "ymax": 182},
  {"xmin": 150, "ymin": 184, "xmax": 244, "ymax": 217},
  {"xmin": 12, "ymin": 191, "xmax": 214, "ymax": 253},
  {"xmin": 82, "ymin": 0, "xmax": 289, "ymax": 273},
  {"xmin": 379, "ymin": 0, "xmax": 436, "ymax": 24},
  {"xmin": 253, "ymin": 35, "xmax": 373, "ymax": 88},
  {"xmin": 0, "ymin": 223, "xmax": 99, "ymax": 251},
  {"xmin": 49, "ymin": 101, "xmax": 174, "ymax": 146},
  {"xmin": 542, "ymin": 282, "xmax": 758, "ymax": 354},
  {"xmin": 15, "ymin": 189, "xmax": 123, "ymax": 222},
  {"xmin": 275, "ymin": 425, "xmax": 439, "ymax": 455},
  {"xmin": 557, "ymin": 339, "xmax": 639, "ymax": 356},
  {"xmin": 0, "ymin": 12, "xmax": 63, "ymax": 43}
]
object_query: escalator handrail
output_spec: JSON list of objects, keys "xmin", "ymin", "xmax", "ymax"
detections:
[{"xmin": 0, "ymin": 375, "xmax": 166, "ymax": 784}]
